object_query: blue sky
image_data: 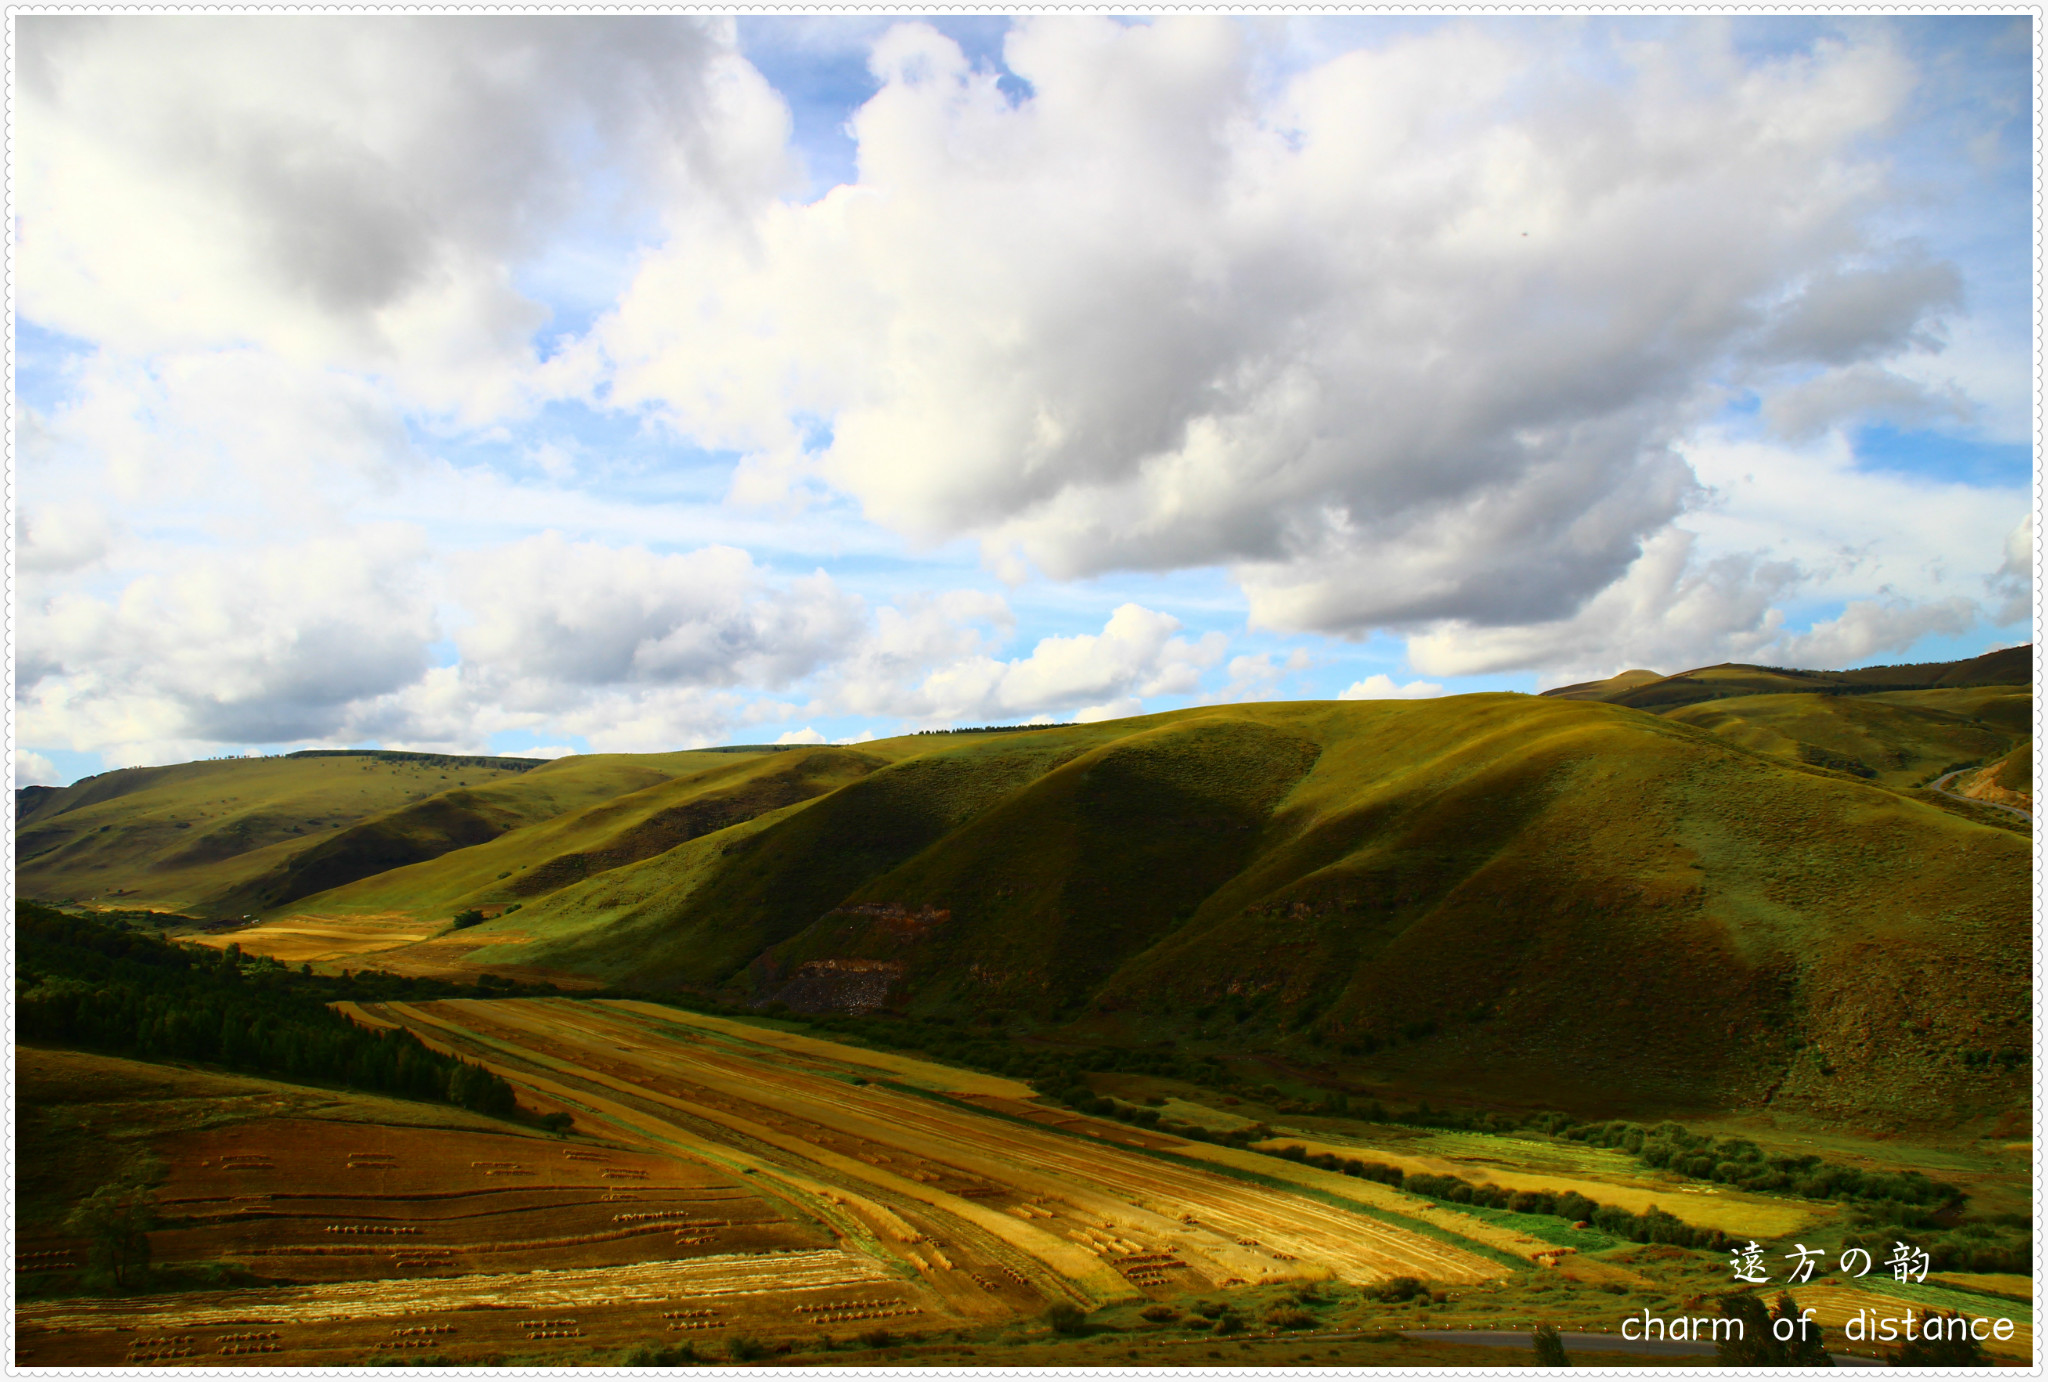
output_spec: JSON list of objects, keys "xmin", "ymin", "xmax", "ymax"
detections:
[{"xmin": 13, "ymin": 14, "xmax": 2033, "ymax": 784}]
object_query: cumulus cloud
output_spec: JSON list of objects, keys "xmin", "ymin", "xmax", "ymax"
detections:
[
  {"xmin": 597, "ymin": 18, "xmax": 1956, "ymax": 642},
  {"xmin": 1406, "ymin": 529, "xmax": 1801, "ymax": 681},
  {"xmin": 1409, "ymin": 525, "xmax": 1986, "ymax": 687},
  {"xmin": 827, "ymin": 601, "xmax": 1225, "ymax": 727},
  {"xmin": 17, "ymin": 526, "xmax": 438, "ymax": 758},
  {"xmin": 452, "ymin": 532, "xmax": 865, "ymax": 699},
  {"xmin": 16, "ymin": 15, "xmax": 792, "ymax": 418},
  {"xmin": 776, "ymin": 727, "xmax": 827, "ymax": 744},
  {"xmin": 1986, "ymin": 514, "xmax": 2033, "ymax": 626},
  {"xmin": 16, "ymin": 501, "xmax": 115, "ymax": 575},
  {"xmin": 1761, "ymin": 363, "xmax": 1974, "ymax": 442},
  {"xmin": 1338, "ymin": 675, "xmax": 1444, "ymax": 700},
  {"xmin": 1770, "ymin": 596, "xmax": 1977, "ymax": 668},
  {"xmin": 15, "ymin": 751, "xmax": 63, "ymax": 788}
]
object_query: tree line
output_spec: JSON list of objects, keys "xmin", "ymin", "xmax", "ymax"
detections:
[{"xmin": 17, "ymin": 903, "xmax": 517, "ymax": 1117}]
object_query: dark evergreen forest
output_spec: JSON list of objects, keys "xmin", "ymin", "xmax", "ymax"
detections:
[{"xmin": 17, "ymin": 902, "xmax": 518, "ymax": 1117}]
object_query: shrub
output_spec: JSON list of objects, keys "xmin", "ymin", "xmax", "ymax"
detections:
[
  {"xmin": 1194, "ymin": 1301, "xmax": 1228, "ymax": 1319},
  {"xmin": 1139, "ymin": 1305, "xmax": 1180, "ymax": 1323},
  {"xmin": 1045, "ymin": 1303, "xmax": 1088, "ymax": 1336},
  {"xmin": 855, "ymin": 1328, "xmax": 894, "ymax": 1349},
  {"xmin": 622, "ymin": 1342, "xmax": 699, "ymax": 1366},
  {"xmin": 449, "ymin": 909, "xmax": 485, "ymax": 929},
  {"xmin": 726, "ymin": 1335, "xmax": 766, "ymax": 1363},
  {"xmin": 1532, "ymin": 1323, "xmax": 1571, "ymax": 1367},
  {"xmin": 1214, "ymin": 1313, "xmax": 1245, "ymax": 1336},
  {"xmin": 1368, "ymin": 1276, "xmax": 1426, "ymax": 1303},
  {"xmin": 1266, "ymin": 1307, "xmax": 1315, "ymax": 1330}
]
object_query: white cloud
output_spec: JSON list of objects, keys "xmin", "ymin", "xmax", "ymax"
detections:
[
  {"xmin": 17, "ymin": 526, "xmax": 438, "ymax": 759},
  {"xmin": 1074, "ymin": 697, "xmax": 1144, "ymax": 724},
  {"xmin": 1407, "ymin": 523, "xmax": 1991, "ymax": 688},
  {"xmin": 1760, "ymin": 363, "xmax": 1973, "ymax": 442},
  {"xmin": 15, "ymin": 751, "xmax": 63, "ymax": 788},
  {"xmin": 1406, "ymin": 528, "xmax": 1799, "ymax": 682},
  {"xmin": 1986, "ymin": 513, "xmax": 2033, "ymax": 627},
  {"xmin": 1770, "ymin": 596, "xmax": 1976, "ymax": 668},
  {"xmin": 596, "ymin": 18, "xmax": 1958, "ymax": 643},
  {"xmin": 16, "ymin": 15, "xmax": 793, "ymax": 420},
  {"xmin": 1338, "ymin": 674, "xmax": 1444, "ymax": 700},
  {"xmin": 16, "ymin": 500, "xmax": 115, "ymax": 575},
  {"xmin": 826, "ymin": 600, "xmax": 1226, "ymax": 728},
  {"xmin": 452, "ymin": 532, "xmax": 865, "ymax": 699},
  {"xmin": 776, "ymin": 727, "xmax": 827, "ymax": 745}
]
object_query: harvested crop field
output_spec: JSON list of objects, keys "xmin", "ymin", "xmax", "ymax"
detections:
[
  {"xmin": 368, "ymin": 1000, "xmax": 1509, "ymax": 1303},
  {"xmin": 17, "ymin": 1003, "xmax": 1513, "ymax": 1366}
]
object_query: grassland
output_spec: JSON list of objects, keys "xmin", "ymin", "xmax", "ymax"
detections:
[
  {"xmin": 1662, "ymin": 690, "xmax": 2029, "ymax": 789},
  {"xmin": 16, "ymin": 750, "xmax": 738, "ymax": 917}
]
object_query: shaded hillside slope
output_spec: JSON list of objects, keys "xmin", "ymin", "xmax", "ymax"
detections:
[
  {"xmin": 485, "ymin": 728, "xmax": 1133, "ymax": 985},
  {"xmin": 201, "ymin": 752, "xmax": 724, "ymax": 915},
  {"xmin": 16, "ymin": 753, "xmax": 539, "ymax": 911},
  {"xmin": 456, "ymin": 697, "xmax": 2027, "ymax": 1126},
  {"xmin": 292, "ymin": 746, "xmax": 888, "ymax": 920}
]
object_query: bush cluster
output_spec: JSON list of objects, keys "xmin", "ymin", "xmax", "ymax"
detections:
[
  {"xmin": 1561, "ymin": 1119, "xmax": 1963, "ymax": 1222},
  {"xmin": 1263, "ymin": 1143, "xmax": 1730, "ymax": 1251},
  {"xmin": 1376, "ymin": 1102, "xmax": 1966, "ymax": 1225}
]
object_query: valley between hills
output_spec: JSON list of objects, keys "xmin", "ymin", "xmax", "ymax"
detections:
[{"xmin": 15, "ymin": 646, "xmax": 2034, "ymax": 1366}]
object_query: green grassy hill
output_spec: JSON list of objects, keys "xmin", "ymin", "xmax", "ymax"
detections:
[
  {"xmin": 1661, "ymin": 689, "xmax": 2029, "ymax": 788},
  {"xmin": 16, "ymin": 750, "xmax": 714, "ymax": 915},
  {"xmin": 1549, "ymin": 644, "xmax": 2030, "ymax": 713},
  {"xmin": 439, "ymin": 695, "xmax": 2028, "ymax": 1129},
  {"xmin": 293, "ymin": 746, "xmax": 887, "ymax": 921},
  {"xmin": 16, "ymin": 752, "xmax": 540, "ymax": 912}
]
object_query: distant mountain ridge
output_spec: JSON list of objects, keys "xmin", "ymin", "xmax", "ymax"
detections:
[{"xmin": 1541, "ymin": 644, "xmax": 2031, "ymax": 711}]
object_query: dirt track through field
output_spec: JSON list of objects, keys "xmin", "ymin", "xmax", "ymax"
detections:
[{"xmin": 370, "ymin": 999, "xmax": 1504, "ymax": 1304}]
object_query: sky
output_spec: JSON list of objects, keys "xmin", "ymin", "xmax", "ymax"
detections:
[{"xmin": 12, "ymin": 13, "xmax": 2036, "ymax": 785}]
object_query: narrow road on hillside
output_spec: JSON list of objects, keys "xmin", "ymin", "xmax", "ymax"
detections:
[{"xmin": 1927, "ymin": 771, "xmax": 2032, "ymax": 824}]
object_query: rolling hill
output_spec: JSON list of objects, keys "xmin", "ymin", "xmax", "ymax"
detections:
[
  {"xmin": 17, "ymin": 748, "xmax": 740, "ymax": 915},
  {"xmin": 1543, "ymin": 643, "xmax": 2031, "ymax": 713},
  {"xmin": 18, "ymin": 649, "xmax": 2031, "ymax": 1130}
]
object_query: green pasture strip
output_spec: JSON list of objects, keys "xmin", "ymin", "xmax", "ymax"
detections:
[
  {"xmin": 1856, "ymin": 1276, "xmax": 2033, "ymax": 1323},
  {"xmin": 881, "ymin": 1081, "xmax": 1526, "ymax": 1272},
  {"xmin": 1445, "ymin": 1204, "xmax": 1618, "ymax": 1253}
]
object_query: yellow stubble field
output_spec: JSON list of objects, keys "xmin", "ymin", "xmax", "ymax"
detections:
[{"xmin": 374, "ymin": 1001, "xmax": 1511, "ymax": 1304}]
